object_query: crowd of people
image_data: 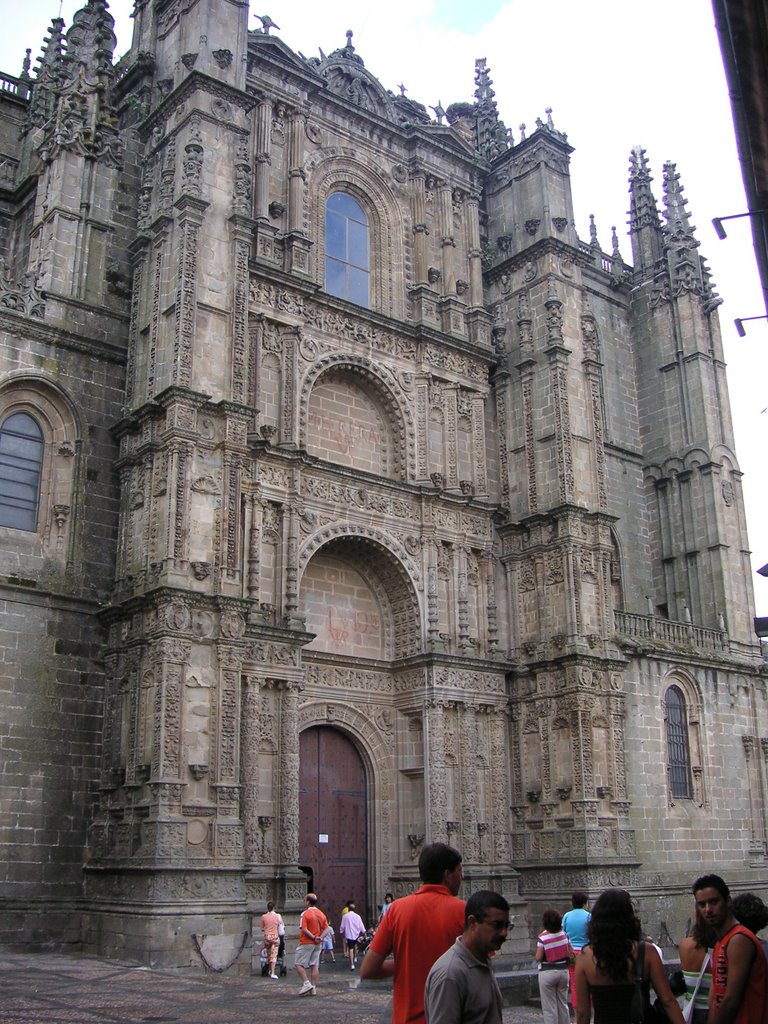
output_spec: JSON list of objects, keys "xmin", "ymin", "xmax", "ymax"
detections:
[{"xmin": 258, "ymin": 851, "xmax": 768, "ymax": 1024}]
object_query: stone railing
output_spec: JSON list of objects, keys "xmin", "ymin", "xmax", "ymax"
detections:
[
  {"xmin": 614, "ymin": 610, "xmax": 729, "ymax": 652},
  {"xmin": 0, "ymin": 72, "xmax": 29, "ymax": 99}
]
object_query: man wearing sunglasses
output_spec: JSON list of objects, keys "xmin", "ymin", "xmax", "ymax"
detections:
[{"xmin": 424, "ymin": 889, "xmax": 510, "ymax": 1024}]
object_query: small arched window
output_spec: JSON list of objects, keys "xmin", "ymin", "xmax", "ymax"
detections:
[
  {"xmin": 0, "ymin": 411, "xmax": 44, "ymax": 531},
  {"xmin": 325, "ymin": 192, "xmax": 370, "ymax": 307},
  {"xmin": 665, "ymin": 684, "xmax": 693, "ymax": 799}
]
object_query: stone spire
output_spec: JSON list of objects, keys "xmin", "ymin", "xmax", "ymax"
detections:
[
  {"xmin": 628, "ymin": 146, "xmax": 663, "ymax": 277},
  {"xmin": 25, "ymin": 17, "xmax": 67, "ymax": 130},
  {"xmin": 473, "ymin": 58, "xmax": 509, "ymax": 161},
  {"xmin": 35, "ymin": 1, "xmax": 121, "ymax": 168},
  {"xmin": 661, "ymin": 161, "xmax": 719, "ymax": 305}
]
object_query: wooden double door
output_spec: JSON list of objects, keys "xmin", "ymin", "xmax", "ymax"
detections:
[{"xmin": 298, "ymin": 726, "xmax": 369, "ymax": 926}]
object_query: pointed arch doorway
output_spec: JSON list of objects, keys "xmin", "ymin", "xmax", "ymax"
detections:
[{"xmin": 299, "ymin": 726, "xmax": 368, "ymax": 923}]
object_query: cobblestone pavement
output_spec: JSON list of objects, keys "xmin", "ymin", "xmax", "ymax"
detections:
[{"xmin": 0, "ymin": 951, "xmax": 545, "ymax": 1024}]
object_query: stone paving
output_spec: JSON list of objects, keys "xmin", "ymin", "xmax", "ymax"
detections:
[{"xmin": 0, "ymin": 951, "xmax": 545, "ymax": 1024}]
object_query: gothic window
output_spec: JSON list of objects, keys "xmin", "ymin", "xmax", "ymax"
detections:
[
  {"xmin": 0, "ymin": 411, "xmax": 44, "ymax": 531},
  {"xmin": 665, "ymin": 684, "xmax": 693, "ymax": 799},
  {"xmin": 325, "ymin": 192, "xmax": 370, "ymax": 306}
]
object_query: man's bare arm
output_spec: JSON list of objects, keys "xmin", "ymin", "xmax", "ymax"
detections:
[
  {"xmin": 709, "ymin": 934, "xmax": 757, "ymax": 1024},
  {"xmin": 360, "ymin": 947, "xmax": 395, "ymax": 979}
]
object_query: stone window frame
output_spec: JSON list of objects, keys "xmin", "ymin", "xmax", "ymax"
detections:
[
  {"xmin": 0, "ymin": 375, "xmax": 80, "ymax": 557},
  {"xmin": 661, "ymin": 671, "xmax": 706, "ymax": 807},
  {"xmin": 308, "ymin": 160, "xmax": 405, "ymax": 320}
]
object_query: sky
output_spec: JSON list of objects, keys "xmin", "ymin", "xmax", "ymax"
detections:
[{"xmin": 2, "ymin": 1, "xmax": 767, "ymax": 619}]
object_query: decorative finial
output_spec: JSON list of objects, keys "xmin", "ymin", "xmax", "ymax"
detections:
[
  {"xmin": 398, "ymin": 82, "xmax": 407, "ymax": 96},
  {"xmin": 255, "ymin": 14, "xmax": 280, "ymax": 34},
  {"xmin": 430, "ymin": 101, "xmax": 446, "ymax": 124},
  {"xmin": 519, "ymin": 123, "xmax": 526, "ymax": 141},
  {"xmin": 546, "ymin": 107, "xmax": 554, "ymax": 129},
  {"xmin": 345, "ymin": 29, "xmax": 355, "ymax": 54},
  {"xmin": 589, "ymin": 214, "xmax": 600, "ymax": 250}
]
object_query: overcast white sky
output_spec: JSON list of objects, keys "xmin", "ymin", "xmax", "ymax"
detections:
[{"xmin": 3, "ymin": 1, "xmax": 767, "ymax": 619}]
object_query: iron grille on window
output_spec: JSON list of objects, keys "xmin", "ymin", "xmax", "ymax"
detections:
[
  {"xmin": 666, "ymin": 685, "xmax": 693, "ymax": 799},
  {"xmin": 0, "ymin": 411, "xmax": 44, "ymax": 532}
]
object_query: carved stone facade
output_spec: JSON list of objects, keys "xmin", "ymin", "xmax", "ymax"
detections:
[{"xmin": 0, "ymin": 0, "xmax": 766, "ymax": 970}]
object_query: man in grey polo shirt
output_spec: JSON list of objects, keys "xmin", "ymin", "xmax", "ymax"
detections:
[{"xmin": 424, "ymin": 889, "xmax": 510, "ymax": 1024}]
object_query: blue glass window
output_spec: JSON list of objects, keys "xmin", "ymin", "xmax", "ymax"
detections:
[
  {"xmin": 666, "ymin": 685, "xmax": 693, "ymax": 799},
  {"xmin": 0, "ymin": 412, "xmax": 44, "ymax": 531},
  {"xmin": 325, "ymin": 192, "xmax": 370, "ymax": 307}
]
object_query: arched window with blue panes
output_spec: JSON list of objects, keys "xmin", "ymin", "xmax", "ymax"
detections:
[
  {"xmin": 0, "ymin": 411, "xmax": 44, "ymax": 531},
  {"xmin": 325, "ymin": 192, "xmax": 370, "ymax": 307}
]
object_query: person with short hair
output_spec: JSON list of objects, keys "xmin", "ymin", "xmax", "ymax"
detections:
[
  {"xmin": 294, "ymin": 892, "xmax": 330, "ymax": 996},
  {"xmin": 732, "ymin": 891, "xmax": 768, "ymax": 959},
  {"xmin": 694, "ymin": 874, "xmax": 768, "ymax": 1024},
  {"xmin": 360, "ymin": 842, "xmax": 466, "ymax": 1024},
  {"xmin": 536, "ymin": 908, "xmax": 573, "ymax": 1024},
  {"xmin": 424, "ymin": 890, "xmax": 509, "ymax": 1024},
  {"xmin": 562, "ymin": 890, "xmax": 590, "ymax": 1010},
  {"xmin": 339, "ymin": 899, "xmax": 366, "ymax": 970}
]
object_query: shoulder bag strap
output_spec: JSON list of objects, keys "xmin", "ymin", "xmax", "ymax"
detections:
[{"xmin": 682, "ymin": 952, "xmax": 710, "ymax": 1024}]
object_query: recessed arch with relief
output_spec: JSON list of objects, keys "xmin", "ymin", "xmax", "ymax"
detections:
[
  {"xmin": 299, "ymin": 354, "xmax": 416, "ymax": 482},
  {"xmin": 299, "ymin": 529, "xmax": 422, "ymax": 660}
]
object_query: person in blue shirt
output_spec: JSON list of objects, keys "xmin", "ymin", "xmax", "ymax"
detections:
[{"xmin": 562, "ymin": 890, "xmax": 591, "ymax": 1012}]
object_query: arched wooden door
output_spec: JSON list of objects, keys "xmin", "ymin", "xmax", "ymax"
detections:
[{"xmin": 299, "ymin": 726, "xmax": 368, "ymax": 925}]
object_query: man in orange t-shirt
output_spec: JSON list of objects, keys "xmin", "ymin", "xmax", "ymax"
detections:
[
  {"xmin": 294, "ymin": 892, "xmax": 330, "ymax": 996},
  {"xmin": 360, "ymin": 843, "xmax": 465, "ymax": 1024}
]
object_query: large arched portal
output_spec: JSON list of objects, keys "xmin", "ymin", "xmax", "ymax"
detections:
[{"xmin": 299, "ymin": 726, "xmax": 368, "ymax": 923}]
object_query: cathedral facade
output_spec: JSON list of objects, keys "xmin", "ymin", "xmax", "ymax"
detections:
[{"xmin": 0, "ymin": 0, "xmax": 765, "ymax": 969}]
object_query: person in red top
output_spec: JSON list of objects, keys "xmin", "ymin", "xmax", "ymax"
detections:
[
  {"xmin": 360, "ymin": 842, "xmax": 466, "ymax": 1024},
  {"xmin": 294, "ymin": 892, "xmax": 330, "ymax": 996},
  {"xmin": 694, "ymin": 873, "xmax": 768, "ymax": 1024}
]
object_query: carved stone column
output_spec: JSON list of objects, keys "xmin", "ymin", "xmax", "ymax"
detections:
[
  {"xmin": 483, "ymin": 551, "xmax": 499, "ymax": 656},
  {"xmin": 278, "ymin": 681, "xmax": 301, "ymax": 865},
  {"xmin": 445, "ymin": 385, "xmax": 459, "ymax": 490},
  {"xmin": 241, "ymin": 675, "xmax": 261, "ymax": 864},
  {"xmin": 410, "ymin": 167, "xmax": 428, "ymax": 284},
  {"xmin": 246, "ymin": 494, "xmax": 263, "ymax": 616},
  {"xmin": 460, "ymin": 703, "xmax": 479, "ymax": 859},
  {"xmin": 287, "ymin": 110, "xmax": 305, "ymax": 234},
  {"xmin": 438, "ymin": 183, "xmax": 455, "ymax": 292},
  {"xmin": 283, "ymin": 503, "xmax": 302, "ymax": 628},
  {"xmin": 280, "ymin": 327, "xmax": 298, "ymax": 445},
  {"xmin": 149, "ymin": 636, "xmax": 190, "ymax": 821},
  {"xmin": 489, "ymin": 708, "xmax": 511, "ymax": 862},
  {"xmin": 425, "ymin": 700, "xmax": 448, "ymax": 840},
  {"xmin": 471, "ymin": 392, "xmax": 488, "ymax": 496},
  {"xmin": 465, "ymin": 193, "xmax": 483, "ymax": 306},
  {"xmin": 457, "ymin": 547, "xmax": 469, "ymax": 650},
  {"xmin": 253, "ymin": 99, "xmax": 272, "ymax": 220},
  {"xmin": 172, "ymin": 193, "xmax": 208, "ymax": 389}
]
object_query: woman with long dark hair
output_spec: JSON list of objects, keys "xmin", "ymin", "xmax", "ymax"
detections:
[{"xmin": 575, "ymin": 888, "xmax": 684, "ymax": 1024}]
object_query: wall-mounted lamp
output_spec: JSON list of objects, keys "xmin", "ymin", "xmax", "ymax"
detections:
[
  {"xmin": 734, "ymin": 316, "xmax": 768, "ymax": 337},
  {"xmin": 712, "ymin": 211, "xmax": 768, "ymax": 240}
]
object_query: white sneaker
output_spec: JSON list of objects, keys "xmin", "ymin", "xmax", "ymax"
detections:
[
  {"xmin": 299, "ymin": 980, "xmax": 313, "ymax": 995},
  {"xmin": 270, "ymin": 973, "xmax": 278, "ymax": 979},
  {"xmin": 310, "ymin": 985, "xmax": 317, "ymax": 995}
]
